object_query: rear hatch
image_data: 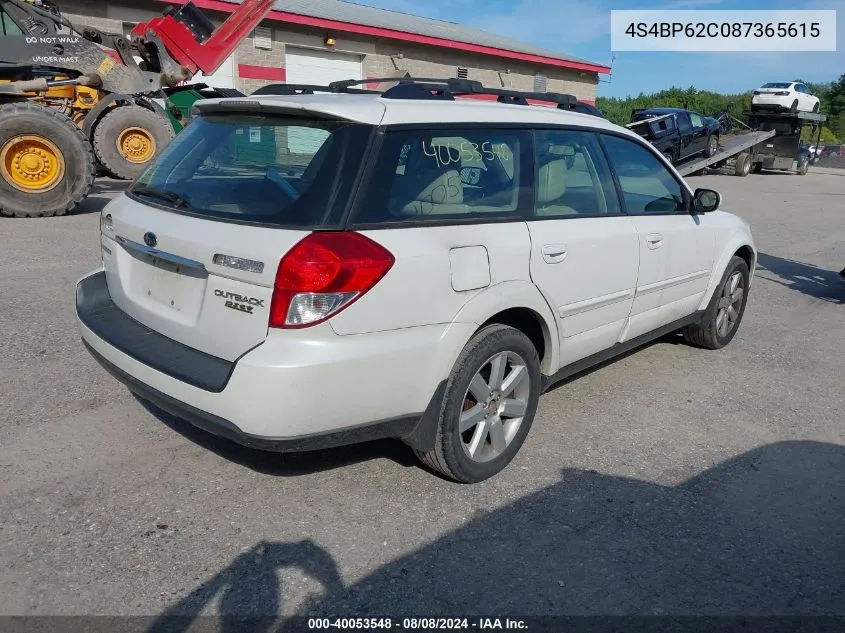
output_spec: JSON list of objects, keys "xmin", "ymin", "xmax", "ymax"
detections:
[{"xmin": 99, "ymin": 106, "xmax": 374, "ymax": 362}]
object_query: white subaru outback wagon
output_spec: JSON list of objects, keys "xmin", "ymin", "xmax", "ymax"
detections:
[{"xmin": 76, "ymin": 79, "xmax": 756, "ymax": 483}]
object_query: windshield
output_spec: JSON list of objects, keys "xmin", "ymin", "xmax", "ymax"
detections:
[
  {"xmin": 761, "ymin": 83, "xmax": 792, "ymax": 89},
  {"xmin": 129, "ymin": 112, "xmax": 371, "ymax": 227}
]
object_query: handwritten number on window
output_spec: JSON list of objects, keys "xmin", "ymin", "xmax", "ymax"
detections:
[{"xmin": 421, "ymin": 140, "xmax": 511, "ymax": 168}]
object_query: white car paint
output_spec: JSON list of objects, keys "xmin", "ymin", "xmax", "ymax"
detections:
[
  {"xmin": 77, "ymin": 91, "xmax": 756, "ymax": 465},
  {"xmin": 752, "ymin": 81, "xmax": 820, "ymax": 113}
]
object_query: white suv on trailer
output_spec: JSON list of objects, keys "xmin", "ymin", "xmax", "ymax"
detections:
[{"xmin": 76, "ymin": 79, "xmax": 756, "ymax": 483}]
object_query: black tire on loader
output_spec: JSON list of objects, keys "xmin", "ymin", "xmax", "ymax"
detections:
[
  {"xmin": 93, "ymin": 105, "xmax": 175, "ymax": 181},
  {"xmin": 0, "ymin": 101, "xmax": 95, "ymax": 218}
]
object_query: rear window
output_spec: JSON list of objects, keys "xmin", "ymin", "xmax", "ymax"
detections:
[
  {"xmin": 354, "ymin": 129, "xmax": 529, "ymax": 225},
  {"xmin": 762, "ymin": 83, "xmax": 792, "ymax": 89},
  {"xmin": 129, "ymin": 113, "xmax": 371, "ymax": 227}
]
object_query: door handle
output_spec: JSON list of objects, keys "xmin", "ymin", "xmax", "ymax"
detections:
[
  {"xmin": 646, "ymin": 234, "xmax": 663, "ymax": 250},
  {"xmin": 542, "ymin": 244, "xmax": 568, "ymax": 264}
]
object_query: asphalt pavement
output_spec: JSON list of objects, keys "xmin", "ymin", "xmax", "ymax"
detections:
[{"xmin": 0, "ymin": 170, "xmax": 843, "ymax": 623}]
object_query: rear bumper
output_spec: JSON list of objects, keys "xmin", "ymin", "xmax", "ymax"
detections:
[
  {"xmin": 77, "ymin": 271, "xmax": 472, "ymax": 447},
  {"xmin": 82, "ymin": 340, "xmax": 426, "ymax": 452},
  {"xmin": 77, "ymin": 271, "xmax": 235, "ymax": 392},
  {"xmin": 751, "ymin": 95, "xmax": 791, "ymax": 109}
]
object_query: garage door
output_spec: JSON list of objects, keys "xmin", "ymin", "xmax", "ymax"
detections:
[
  {"xmin": 194, "ymin": 54, "xmax": 236, "ymax": 90},
  {"xmin": 285, "ymin": 47, "xmax": 363, "ymax": 86},
  {"xmin": 285, "ymin": 48, "xmax": 363, "ymax": 152}
]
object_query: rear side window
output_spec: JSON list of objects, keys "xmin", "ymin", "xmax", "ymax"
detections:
[
  {"xmin": 533, "ymin": 129, "xmax": 620, "ymax": 218},
  {"xmin": 676, "ymin": 113, "xmax": 692, "ymax": 133},
  {"xmin": 354, "ymin": 129, "xmax": 529, "ymax": 224},
  {"xmin": 130, "ymin": 113, "xmax": 371, "ymax": 227}
]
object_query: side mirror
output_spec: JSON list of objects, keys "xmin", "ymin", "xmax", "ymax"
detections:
[{"xmin": 693, "ymin": 188, "xmax": 720, "ymax": 213}]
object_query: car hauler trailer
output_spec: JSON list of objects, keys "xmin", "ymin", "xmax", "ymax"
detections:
[
  {"xmin": 626, "ymin": 114, "xmax": 776, "ymax": 177},
  {"xmin": 628, "ymin": 110, "xmax": 827, "ymax": 177}
]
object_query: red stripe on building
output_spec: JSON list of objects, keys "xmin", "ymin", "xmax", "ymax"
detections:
[
  {"xmin": 156, "ymin": 0, "xmax": 611, "ymax": 75},
  {"xmin": 238, "ymin": 64, "xmax": 286, "ymax": 81}
]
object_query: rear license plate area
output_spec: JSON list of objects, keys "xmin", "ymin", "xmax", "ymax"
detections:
[{"xmin": 143, "ymin": 255, "xmax": 187, "ymax": 311}]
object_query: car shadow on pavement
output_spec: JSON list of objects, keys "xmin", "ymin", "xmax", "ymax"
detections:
[
  {"xmin": 756, "ymin": 252, "xmax": 845, "ymax": 304},
  {"xmin": 135, "ymin": 396, "xmax": 419, "ymax": 476},
  {"xmin": 146, "ymin": 440, "xmax": 845, "ymax": 631}
]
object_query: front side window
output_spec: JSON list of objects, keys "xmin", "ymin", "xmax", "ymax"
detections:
[
  {"xmin": 689, "ymin": 112, "xmax": 704, "ymax": 128},
  {"xmin": 355, "ymin": 129, "xmax": 527, "ymax": 224},
  {"xmin": 130, "ymin": 113, "xmax": 370, "ymax": 227},
  {"xmin": 533, "ymin": 130, "xmax": 620, "ymax": 218},
  {"xmin": 602, "ymin": 135, "xmax": 687, "ymax": 215},
  {"xmin": 676, "ymin": 113, "xmax": 692, "ymax": 133}
]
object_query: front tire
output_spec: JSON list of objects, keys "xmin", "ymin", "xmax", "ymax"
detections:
[
  {"xmin": 93, "ymin": 105, "xmax": 175, "ymax": 181},
  {"xmin": 683, "ymin": 256, "xmax": 750, "ymax": 350},
  {"xmin": 415, "ymin": 324, "xmax": 541, "ymax": 483}
]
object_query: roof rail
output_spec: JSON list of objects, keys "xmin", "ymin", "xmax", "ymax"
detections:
[
  {"xmin": 248, "ymin": 76, "xmax": 579, "ymax": 109},
  {"xmin": 329, "ymin": 76, "xmax": 578, "ymax": 108},
  {"xmin": 251, "ymin": 83, "xmax": 379, "ymax": 96}
]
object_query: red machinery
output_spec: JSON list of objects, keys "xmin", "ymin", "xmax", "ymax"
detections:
[
  {"xmin": 131, "ymin": 0, "xmax": 276, "ymax": 84},
  {"xmin": 0, "ymin": 0, "xmax": 277, "ymax": 216}
]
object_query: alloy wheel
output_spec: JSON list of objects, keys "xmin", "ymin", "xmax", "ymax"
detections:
[
  {"xmin": 459, "ymin": 351, "xmax": 531, "ymax": 463},
  {"xmin": 715, "ymin": 272, "xmax": 745, "ymax": 337}
]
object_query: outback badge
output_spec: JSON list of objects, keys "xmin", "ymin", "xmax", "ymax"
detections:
[{"xmin": 215, "ymin": 289, "xmax": 265, "ymax": 315}]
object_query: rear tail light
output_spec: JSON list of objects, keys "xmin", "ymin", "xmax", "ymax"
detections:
[
  {"xmin": 269, "ymin": 232, "xmax": 395, "ymax": 329},
  {"xmin": 753, "ymin": 90, "xmax": 761, "ymax": 95},
  {"xmin": 777, "ymin": 91, "xmax": 790, "ymax": 96}
]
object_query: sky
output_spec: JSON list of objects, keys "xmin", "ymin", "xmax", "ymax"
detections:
[{"xmin": 353, "ymin": 0, "xmax": 844, "ymax": 98}]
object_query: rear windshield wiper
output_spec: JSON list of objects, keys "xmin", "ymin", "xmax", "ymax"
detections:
[{"xmin": 131, "ymin": 185, "xmax": 192, "ymax": 209}]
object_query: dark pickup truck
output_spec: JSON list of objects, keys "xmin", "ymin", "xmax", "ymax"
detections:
[{"xmin": 629, "ymin": 107, "xmax": 720, "ymax": 165}]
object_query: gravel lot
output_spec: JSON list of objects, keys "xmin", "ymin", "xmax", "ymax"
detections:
[{"xmin": 1, "ymin": 170, "xmax": 843, "ymax": 623}]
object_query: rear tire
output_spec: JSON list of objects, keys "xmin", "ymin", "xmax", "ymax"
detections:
[
  {"xmin": 683, "ymin": 256, "xmax": 750, "ymax": 350},
  {"xmin": 0, "ymin": 101, "xmax": 95, "ymax": 218},
  {"xmin": 662, "ymin": 150, "xmax": 675, "ymax": 165},
  {"xmin": 790, "ymin": 100, "xmax": 799, "ymax": 112},
  {"xmin": 93, "ymin": 105, "xmax": 175, "ymax": 181},
  {"xmin": 812, "ymin": 102, "xmax": 820, "ymax": 113},
  {"xmin": 705, "ymin": 134, "xmax": 718, "ymax": 158},
  {"xmin": 734, "ymin": 152, "xmax": 752, "ymax": 177},
  {"xmin": 414, "ymin": 324, "xmax": 541, "ymax": 483}
]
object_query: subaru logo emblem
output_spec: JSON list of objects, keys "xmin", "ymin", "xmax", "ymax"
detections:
[{"xmin": 143, "ymin": 232, "xmax": 157, "ymax": 248}]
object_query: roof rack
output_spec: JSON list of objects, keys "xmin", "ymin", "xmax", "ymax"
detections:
[
  {"xmin": 331, "ymin": 77, "xmax": 578, "ymax": 109},
  {"xmin": 251, "ymin": 83, "xmax": 379, "ymax": 96},
  {"xmin": 249, "ymin": 76, "xmax": 579, "ymax": 109}
]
